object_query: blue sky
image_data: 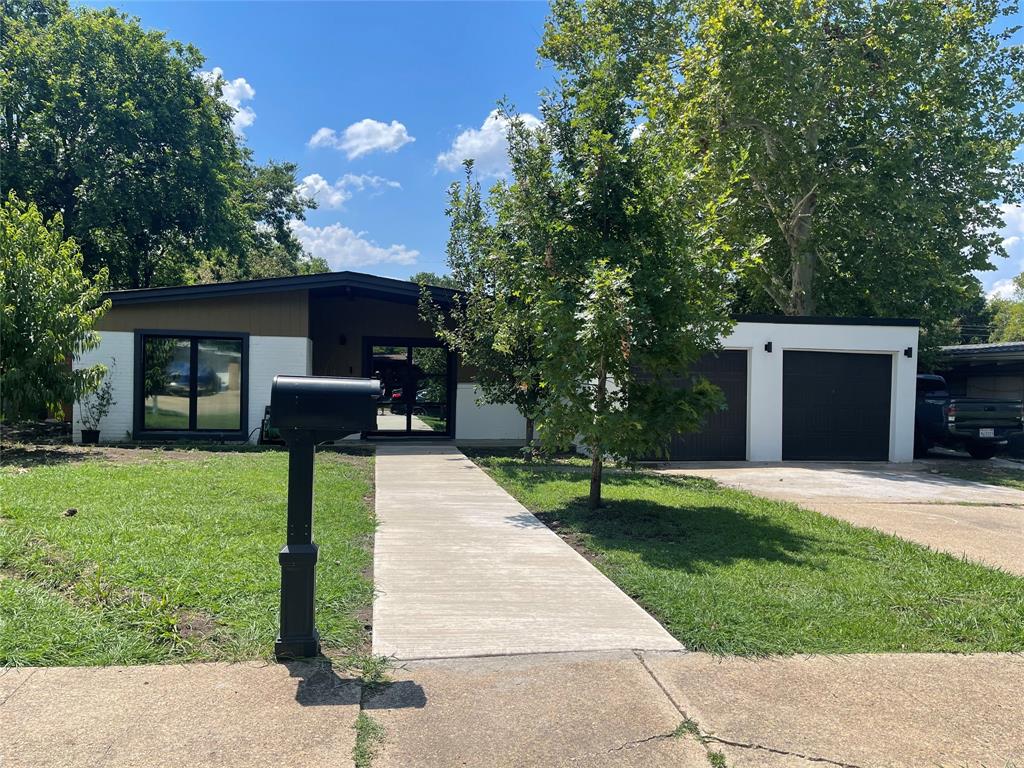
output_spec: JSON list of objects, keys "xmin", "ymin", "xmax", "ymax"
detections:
[
  {"xmin": 90, "ymin": 1, "xmax": 553, "ymax": 281},
  {"xmin": 88, "ymin": 1, "xmax": 1023, "ymax": 295}
]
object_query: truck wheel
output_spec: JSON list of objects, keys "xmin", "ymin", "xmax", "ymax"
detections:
[{"xmin": 966, "ymin": 444, "xmax": 998, "ymax": 460}]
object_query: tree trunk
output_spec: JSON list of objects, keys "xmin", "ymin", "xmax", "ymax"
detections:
[
  {"xmin": 786, "ymin": 188, "xmax": 818, "ymax": 315},
  {"xmin": 589, "ymin": 358, "xmax": 608, "ymax": 510},
  {"xmin": 523, "ymin": 416, "xmax": 535, "ymax": 462},
  {"xmin": 789, "ymin": 248, "xmax": 816, "ymax": 315},
  {"xmin": 589, "ymin": 450, "xmax": 603, "ymax": 510}
]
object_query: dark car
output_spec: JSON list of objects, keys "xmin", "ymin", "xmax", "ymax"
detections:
[
  {"xmin": 164, "ymin": 362, "xmax": 222, "ymax": 396},
  {"xmin": 915, "ymin": 374, "xmax": 1023, "ymax": 459}
]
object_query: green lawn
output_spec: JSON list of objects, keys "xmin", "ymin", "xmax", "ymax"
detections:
[
  {"xmin": 0, "ymin": 450, "xmax": 374, "ymax": 666},
  {"xmin": 928, "ymin": 461, "xmax": 1024, "ymax": 491},
  {"xmin": 469, "ymin": 453, "xmax": 1024, "ymax": 656}
]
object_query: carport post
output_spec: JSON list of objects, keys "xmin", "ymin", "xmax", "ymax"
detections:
[{"xmin": 275, "ymin": 433, "xmax": 320, "ymax": 660}]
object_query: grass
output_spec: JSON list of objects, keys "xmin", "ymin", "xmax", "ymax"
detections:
[
  {"xmin": 0, "ymin": 449, "xmax": 374, "ymax": 666},
  {"xmin": 353, "ymin": 711, "xmax": 386, "ymax": 768},
  {"xmin": 928, "ymin": 461, "xmax": 1024, "ymax": 491},
  {"xmin": 468, "ymin": 452, "xmax": 1024, "ymax": 656}
]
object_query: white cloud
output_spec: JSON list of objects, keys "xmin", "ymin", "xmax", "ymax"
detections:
[
  {"xmin": 977, "ymin": 203, "xmax": 1024, "ymax": 295},
  {"xmin": 630, "ymin": 122, "xmax": 646, "ymax": 142},
  {"xmin": 988, "ymin": 278, "xmax": 1018, "ymax": 300},
  {"xmin": 290, "ymin": 220, "xmax": 418, "ymax": 269},
  {"xmin": 307, "ymin": 119, "xmax": 415, "ymax": 159},
  {"xmin": 297, "ymin": 173, "xmax": 401, "ymax": 209},
  {"xmin": 436, "ymin": 109, "xmax": 542, "ymax": 179},
  {"xmin": 200, "ymin": 67, "xmax": 256, "ymax": 138}
]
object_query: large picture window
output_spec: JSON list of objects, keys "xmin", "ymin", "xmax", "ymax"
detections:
[{"xmin": 137, "ymin": 332, "xmax": 247, "ymax": 436}]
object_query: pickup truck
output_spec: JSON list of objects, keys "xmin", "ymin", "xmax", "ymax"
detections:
[{"xmin": 915, "ymin": 374, "xmax": 1023, "ymax": 459}]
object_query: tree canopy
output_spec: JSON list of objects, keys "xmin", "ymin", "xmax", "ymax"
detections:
[
  {"xmin": 0, "ymin": 0, "xmax": 322, "ymax": 288},
  {"xmin": 641, "ymin": 0, "xmax": 1024, "ymax": 350},
  {"xmin": 0, "ymin": 192, "xmax": 109, "ymax": 420}
]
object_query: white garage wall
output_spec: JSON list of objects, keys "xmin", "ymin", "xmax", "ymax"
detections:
[
  {"xmin": 73, "ymin": 332, "xmax": 311, "ymax": 444},
  {"xmin": 454, "ymin": 383, "xmax": 528, "ymax": 442},
  {"xmin": 71, "ymin": 331, "xmax": 135, "ymax": 443},
  {"xmin": 723, "ymin": 321, "xmax": 919, "ymax": 462}
]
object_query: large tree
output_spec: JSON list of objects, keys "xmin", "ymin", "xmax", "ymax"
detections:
[
  {"xmin": 0, "ymin": 192, "xmax": 109, "ymax": 420},
  {"xmin": 0, "ymin": 0, "xmax": 319, "ymax": 288},
  {"xmin": 647, "ymin": 0, "xmax": 1024, "ymax": 349},
  {"xmin": 431, "ymin": 0, "xmax": 752, "ymax": 508}
]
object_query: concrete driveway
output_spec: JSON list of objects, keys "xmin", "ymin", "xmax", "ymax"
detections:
[{"xmin": 655, "ymin": 460, "xmax": 1024, "ymax": 575}]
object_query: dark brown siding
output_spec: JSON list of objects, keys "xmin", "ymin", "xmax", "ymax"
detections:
[
  {"xmin": 97, "ymin": 290, "xmax": 309, "ymax": 337},
  {"xmin": 310, "ymin": 294, "xmax": 446, "ymax": 377}
]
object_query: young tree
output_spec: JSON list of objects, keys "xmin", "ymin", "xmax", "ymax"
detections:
[
  {"xmin": 432, "ymin": 0, "xmax": 752, "ymax": 508},
  {"xmin": 0, "ymin": 193, "xmax": 109, "ymax": 419},
  {"xmin": 651, "ymin": 0, "xmax": 1024, "ymax": 349},
  {"xmin": 422, "ymin": 163, "xmax": 546, "ymax": 449}
]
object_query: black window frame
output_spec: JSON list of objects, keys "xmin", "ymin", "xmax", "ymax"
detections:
[
  {"xmin": 133, "ymin": 329, "xmax": 249, "ymax": 441},
  {"xmin": 362, "ymin": 336, "xmax": 457, "ymax": 438}
]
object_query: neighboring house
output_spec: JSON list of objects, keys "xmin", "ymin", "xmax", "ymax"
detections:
[
  {"xmin": 937, "ymin": 342, "xmax": 1024, "ymax": 401},
  {"xmin": 73, "ymin": 271, "xmax": 920, "ymax": 462}
]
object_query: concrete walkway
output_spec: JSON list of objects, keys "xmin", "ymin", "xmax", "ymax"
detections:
[
  {"xmin": 372, "ymin": 445, "xmax": 681, "ymax": 659},
  {"xmin": 5, "ymin": 652, "xmax": 1021, "ymax": 767},
  {"xmin": 656, "ymin": 462, "xmax": 1024, "ymax": 575}
]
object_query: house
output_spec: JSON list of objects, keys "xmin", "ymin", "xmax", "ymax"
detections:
[
  {"xmin": 937, "ymin": 341, "xmax": 1024, "ymax": 401},
  {"xmin": 74, "ymin": 271, "xmax": 920, "ymax": 462}
]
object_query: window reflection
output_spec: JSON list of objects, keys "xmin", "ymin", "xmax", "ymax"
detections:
[
  {"xmin": 143, "ymin": 337, "xmax": 191, "ymax": 430},
  {"xmin": 196, "ymin": 339, "xmax": 242, "ymax": 430}
]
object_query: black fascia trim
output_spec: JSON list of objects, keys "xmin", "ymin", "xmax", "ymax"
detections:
[
  {"xmin": 107, "ymin": 271, "xmax": 458, "ymax": 307},
  {"xmin": 733, "ymin": 314, "xmax": 919, "ymax": 327}
]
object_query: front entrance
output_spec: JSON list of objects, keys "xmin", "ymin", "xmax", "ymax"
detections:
[{"xmin": 363, "ymin": 338, "xmax": 456, "ymax": 436}]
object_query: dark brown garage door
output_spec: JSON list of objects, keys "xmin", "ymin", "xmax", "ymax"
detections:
[
  {"xmin": 653, "ymin": 350, "xmax": 748, "ymax": 461},
  {"xmin": 782, "ymin": 351, "xmax": 891, "ymax": 461}
]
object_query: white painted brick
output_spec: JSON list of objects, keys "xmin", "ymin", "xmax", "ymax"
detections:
[{"xmin": 72, "ymin": 332, "xmax": 135, "ymax": 443}]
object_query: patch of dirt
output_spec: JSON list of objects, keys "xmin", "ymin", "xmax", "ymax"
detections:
[
  {"xmin": 537, "ymin": 514, "xmax": 605, "ymax": 566},
  {"xmin": 175, "ymin": 609, "xmax": 220, "ymax": 642}
]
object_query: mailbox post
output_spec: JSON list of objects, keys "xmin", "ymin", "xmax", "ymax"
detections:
[{"xmin": 270, "ymin": 375, "xmax": 382, "ymax": 660}]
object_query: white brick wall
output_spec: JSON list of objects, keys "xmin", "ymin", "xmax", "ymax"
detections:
[
  {"xmin": 247, "ymin": 336, "xmax": 311, "ymax": 442},
  {"xmin": 72, "ymin": 331, "xmax": 135, "ymax": 442},
  {"xmin": 72, "ymin": 332, "xmax": 311, "ymax": 443},
  {"xmin": 455, "ymin": 383, "xmax": 528, "ymax": 442}
]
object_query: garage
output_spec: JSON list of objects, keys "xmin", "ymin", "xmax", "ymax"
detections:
[
  {"xmin": 656, "ymin": 350, "xmax": 748, "ymax": 461},
  {"xmin": 782, "ymin": 351, "xmax": 892, "ymax": 461}
]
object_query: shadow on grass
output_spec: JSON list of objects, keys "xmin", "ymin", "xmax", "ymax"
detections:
[{"xmin": 498, "ymin": 467, "xmax": 817, "ymax": 573}]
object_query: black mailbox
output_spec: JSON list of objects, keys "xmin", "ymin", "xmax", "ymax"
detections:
[
  {"xmin": 270, "ymin": 375, "xmax": 382, "ymax": 436},
  {"xmin": 270, "ymin": 375, "xmax": 383, "ymax": 660}
]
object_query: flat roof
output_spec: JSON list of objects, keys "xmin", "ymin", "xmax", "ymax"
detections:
[
  {"xmin": 733, "ymin": 314, "xmax": 919, "ymax": 327},
  {"xmin": 940, "ymin": 341, "xmax": 1024, "ymax": 362},
  {"xmin": 106, "ymin": 271, "xmax": 919, "ymax": 327},
  {"xmin": 106, "ymin": 270, "xmax": 457, "ymax": 306}
]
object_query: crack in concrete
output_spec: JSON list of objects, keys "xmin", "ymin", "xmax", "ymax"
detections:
[
  {"xmin": 605, "ymin": 730, "xmax": 677, "ymax": 753},
  {"xmin": 0, "ymin": 667, "xmax": 36, "ymax": 707},
  {"xmin": 702, "ymin": 733, "xmax": 865, "ymax": 768},
  {"xmin": 634, "ymin": 651, "xmax": 865, "ymax": 768}
]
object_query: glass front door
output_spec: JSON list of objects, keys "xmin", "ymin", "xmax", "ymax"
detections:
[{"xmin": 366, "ymin": 340, "xmax": 453, "ymax": 435}]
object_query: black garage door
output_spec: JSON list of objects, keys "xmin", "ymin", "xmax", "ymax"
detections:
[
  {"xmin": 782, "ymin": 351, "xmax": 892, "ymax": 461},
  {"xmin": 655, "ymin": 350, "xmax": 748, "ymax": 460}
]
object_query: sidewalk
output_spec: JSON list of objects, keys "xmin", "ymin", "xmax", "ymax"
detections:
[
  {"xmin": 3, "ymin": 652, "xmax": 1021, "ymax": 767},
  {"xmin": 372, "ymin": 444, "xmax": 681, "ymax": 659}
]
